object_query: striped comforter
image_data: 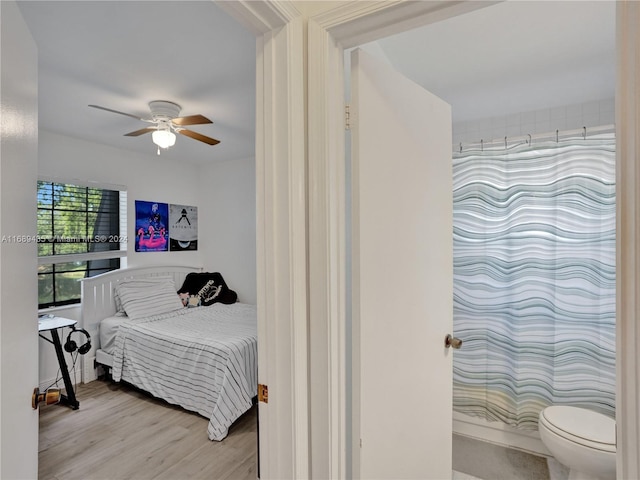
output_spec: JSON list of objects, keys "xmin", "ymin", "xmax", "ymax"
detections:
[{"xmin": 111, "ymin": 303, "xmax": 257, "ymax": 441}]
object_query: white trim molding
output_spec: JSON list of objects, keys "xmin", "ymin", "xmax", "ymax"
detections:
[
  {"xmin": 215, "ymin": 2, "xmax": 309, "ymax": 479},
  {"xmin": 307, "ymin": 12, "xmax": 348, "ymax": 480},
  {"xmin": 256, "ymin": 15, "xmax": 310, "ymax": 480},
  {"xmin": 616, "ymin": 2, "xmax": 640, "ymax": 479}
]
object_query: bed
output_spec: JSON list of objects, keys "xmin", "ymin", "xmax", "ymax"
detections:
[{"xmin": 80, "ymin": 265, "xmax": 258, "ymax": 441}]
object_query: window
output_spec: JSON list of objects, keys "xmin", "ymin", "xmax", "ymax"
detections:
[{"xmin": 37, "ymin": 181, "xmax": 127, "ymax": 308}]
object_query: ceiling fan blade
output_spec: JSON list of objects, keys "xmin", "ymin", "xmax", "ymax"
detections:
[
  {"xmin": 89, "ymin": 104, "xmax": 147, "ymax": 122},
  {"xmin": 177, "ymin": 129, "xmax": 220, "ymax": 145},
  {"xmin": 171, "ymin": 114, "xmax": 213, "ymax": 126},
  {"xmin": 124, "ymin": 127, "xmax": 156, "ymax": 137}
]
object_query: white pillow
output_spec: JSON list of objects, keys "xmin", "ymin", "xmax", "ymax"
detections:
[
  {"xmin": 114, "ymin": 277, "xmax": 183, "ymax": 320},
  {"xmin": 114, "ymin": 276, "xmax": 173, "ymax": 312}
]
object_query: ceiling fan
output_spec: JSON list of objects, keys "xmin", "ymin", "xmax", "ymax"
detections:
[{"xmin": 89, "ymin": 100, "xmax": 220, "ymax": 155}]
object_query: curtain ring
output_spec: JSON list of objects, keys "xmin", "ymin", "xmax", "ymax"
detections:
[
  {"xmin": 583, "ymin": 126, "xmax": 587, "ymax": 140},
  {"xmin": 528, "ymin": 134, "xmax": 532, "ymax": 146}
]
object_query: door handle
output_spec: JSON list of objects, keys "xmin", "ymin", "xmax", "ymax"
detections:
[{"xmin": 445, "ymin": 334, "xmax": 462, "ymax": 349}]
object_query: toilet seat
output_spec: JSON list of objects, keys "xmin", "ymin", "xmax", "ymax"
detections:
[{"xmin": 539, "ymin": 406, "xmax": 616, "ymax": 453}]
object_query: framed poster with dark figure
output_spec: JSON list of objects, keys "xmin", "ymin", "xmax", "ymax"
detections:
[
  {"xmin": 135, "ymin": 201, "xmax": 169, "ymax": 252},
  {"xmin": 169, "ymin": 204, "xmax": 198, "ymax": 251}
]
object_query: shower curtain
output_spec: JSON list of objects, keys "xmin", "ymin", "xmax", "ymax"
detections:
[{"xmin": 452, "ymin": 134, "xmax": 616, "ymax": 430}]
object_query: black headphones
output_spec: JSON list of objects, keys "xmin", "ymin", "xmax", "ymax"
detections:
[{"xmin": 64, "ymin": 327, "xmax": 91, "ymax": 355}]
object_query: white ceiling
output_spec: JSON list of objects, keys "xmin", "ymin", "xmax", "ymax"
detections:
[
  {"xmin": 16, "ymin": 1, "xmax": 615, "ymax": 165},
  {"xmin": 17, "ymin": 1, "xmax": 256, "ymax": 165},
  {"xmin": 373, "ymin": 1, "xmax": 616, "ymax": 124}
]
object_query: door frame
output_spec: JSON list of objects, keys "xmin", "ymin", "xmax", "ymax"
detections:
[
  {"xmin": 214, "ymin": 2, "xmax": 309, "ymax": 479},
  {"xmin": 219, "ymin": 1, "xmax": 640, "ymax": 478},
  {"xmin": 307, "ymin": 1, "xmax": 640, "ymax": 479}
]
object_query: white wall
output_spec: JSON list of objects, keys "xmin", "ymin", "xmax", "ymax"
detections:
[
  {"xmin": 38, "ymin": 130, "xmax": 204, "ymax": 269},
  {"xmin": 453, "ymin": 97, "xmax": 615, "ymax": 146},
  {"xmin": 198, "ymin": 156, "xmax": 256, "ymax": 304},
  {"xmin": 37, "ymin": 131, "xmax": 257, "ymax": 385},
  {"xmin": 1, "ymin": 1, "xmax": 39, "ymax": 477}
]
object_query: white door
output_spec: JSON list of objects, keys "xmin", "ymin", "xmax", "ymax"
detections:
[
  {"xmin": 351, "ymin": 48, "xmax": 453, "ymax": 480},
  {"xmin": 0, "ymin": 1, "xmax": 40, "ymax": 478}
]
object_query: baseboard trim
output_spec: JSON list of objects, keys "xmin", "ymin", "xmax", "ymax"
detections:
[
  {"xmin": 38, "ymin": 374, "xmax": 82, "ymax": 393},
  {"xmin": 39, "ymin": 377, "xmax": 60, "ymax": 392},
  {"xmin": 453, "ymin": 411, "xmax": 551, "ymax": 457}
]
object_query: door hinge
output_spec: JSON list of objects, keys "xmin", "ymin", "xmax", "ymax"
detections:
[
  {"xmin": 258, "ymin": 383, "xmax": 268, "ymax": 403},
  {"xmin": 345, "ymin": 104, "xmax": 351, "ymax": 130}
]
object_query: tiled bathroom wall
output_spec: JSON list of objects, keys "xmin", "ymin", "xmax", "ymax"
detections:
[{"xmin": 452, "ymin": 98, "xmax": 615, "ymax": 148}]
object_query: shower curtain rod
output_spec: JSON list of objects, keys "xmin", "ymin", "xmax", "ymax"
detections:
[{"xmin": 455, "ymin": 123, "xmax": 615, "ymax": 153}]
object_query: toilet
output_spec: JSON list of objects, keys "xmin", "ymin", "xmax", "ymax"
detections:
[{"xmin": 538, "ymin": 406, "xmax": 616, "ymax": 480}]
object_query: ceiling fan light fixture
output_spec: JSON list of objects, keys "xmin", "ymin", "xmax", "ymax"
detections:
[
  {"xmin": 89, "ymin": 101, "xmax": 220, "ymax": 151},
  {"xmin": 152, "ymin": 129, "xmax": 176, "ymax": 149}
]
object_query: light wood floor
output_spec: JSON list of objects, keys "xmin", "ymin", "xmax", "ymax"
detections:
[
  {"xmin": 40, "ymin": 380, "xmax": 552, "ymax": 480},
  {"xmin": 39, "ymin": 379, "xmax": 257, "ymax": 480}
]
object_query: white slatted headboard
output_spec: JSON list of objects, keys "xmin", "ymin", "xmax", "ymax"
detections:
[{"xmin": 80, "ymin": 265, "xmax": 201, "ymax": 382}]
